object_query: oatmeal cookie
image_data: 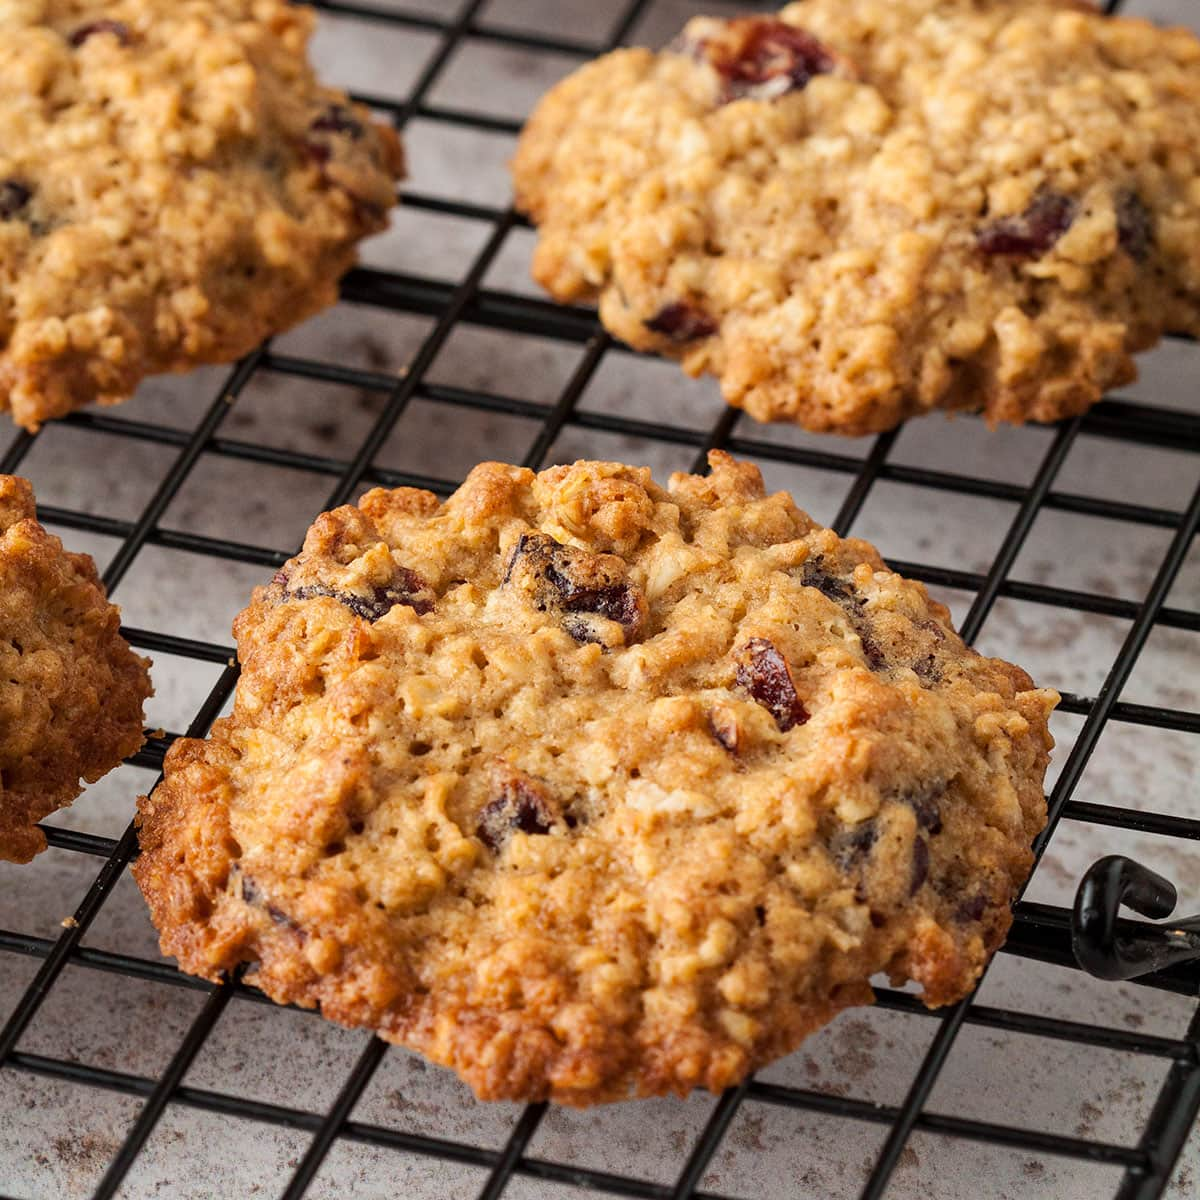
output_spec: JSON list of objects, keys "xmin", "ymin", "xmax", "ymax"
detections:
[
  {"xmin": 0, "ymin": 0, "xmax": 404, "ymax": 430},
  {"xmin": 134, "ymin": 453, "xmax": 1056, "ymax": 1104},
  {"xmin": 512, "ymin": 0, "xmax": 1200, "ymax": 434},
  {"xmin": 0, "ymin": 476, "xmax": 151, "ymax": 863}
]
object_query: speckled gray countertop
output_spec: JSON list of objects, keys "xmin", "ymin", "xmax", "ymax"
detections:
[{"xmin": 2, "ymin": 1, "xmax": 1199, "ymax": 1197}]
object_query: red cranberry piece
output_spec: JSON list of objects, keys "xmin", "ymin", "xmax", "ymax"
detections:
[
  {"xmin": 476, "ymin": 767, "xmax": 557, "ymax": 851},
  {"xmin": 690, "ymin": 18, "xmax": 839, "ymax": 103},
  {"xmin": 240, "ymin": 873, "xmax": 298, "ymax": 929},
  {"xmin": 560, "ymin": 600, "xmax": 641, "ymax": 645},
  {"xmin": 913, "ymin": 654, "xmax": 941, "ymax": 684},
  {"xmin": 801, "ymin": 562, "xmax": 855, "ymax": 606},
  {"xmin": 977, "ymin": 190, "xmax": 1077, "ymax": 257},
  {"xmin": 912, "ymin": 628, "xmax": 940, "ymax": 678},
  {"xmin": 645, "ymin": 302, "xmax": 718, "ymax": 342},
  {"xmin": 304, "ymin": 106, "xmax": 367, "ymax": 165},
  {"xmin": 858, "ymin": 632, "xmax": 888, "ymax": 673},
  {"xmin": 310, "ymin": 105, "xmax": 365, "ymax": 139},
  {"xmin": 912, "ymin": 620, "xmax": 945, "ymax": 684},
  {"xmin": 1116, "ymin": 189, "xmax": 1154, "ymax": 262},
  {"xmin": 801, "ymin": 559, "xmax": 889, "ymax": 672},
  {"xmin": 735, "ymin": 638, "xmax": 809, "ymax": 732},
  {"xmin": 504, "ymin": 533, "xmax": 646, "ymax": 645},
  {"xmin": 69, "ymin": 20, "xmax": 131, "ymax": 47},
  {"xmin": 560, "ymin": 581, "xmax": 642, "ymax": 627},
  {"xmin": 286, "ymin": 568, "xmax": 434, "ymax": 621},
  {"xmin": 0, "ymin": 181, "xmax": 31, "ymax": 221},
  {"xmin": 708, "ymin": 710, "xmax": 740, "ymax": 755}
]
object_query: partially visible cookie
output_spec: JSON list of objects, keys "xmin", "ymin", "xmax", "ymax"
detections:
[
  {"xmin": 0, "ymin": 476, "xmax": 151, "ymax": 863},
  {"xmin": 512, "ymin": 0, "xmax": 1200, "ymax": 434},
  {"xmin": 135, "ymin": 452, "xmax": 1056, "ymax": 1105},
  {"xmin": 0, "ymin": 0, "xmax": 404, "ymax": 430}
]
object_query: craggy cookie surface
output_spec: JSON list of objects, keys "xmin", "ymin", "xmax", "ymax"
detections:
[
  {"xmin": 513, "ymin": 0, "xmax": 1200, "ymax": 434},
  {"xmin": 0, "ymin": 0, "xmax": 404, "ymax": 429},
  {"xmin": 0, "ymin": 476, "xmax": 150, "ymax": 862},
  {"xmin": 135, "ymin": 454, "xmax": 1056, "ymax": 1104}
]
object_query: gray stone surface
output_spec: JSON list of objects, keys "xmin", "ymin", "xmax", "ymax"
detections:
[{"xmin": 1, "ymin": 1, "xmax": 1199, "ymax": 1197}]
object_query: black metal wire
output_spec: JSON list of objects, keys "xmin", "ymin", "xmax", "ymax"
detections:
[
  {"xmin": 90, "ymin": 980, "xmax": 238, "ymax": 1200},
  {"xmin": 476, "ymin": 1102, "xmax": 549, "ymax": 1200},
  {"xmin": 1, "ymin": 0, "xmax": 1198, "ymax": 1197},
  {"xmin": 278, "ymin": 1036, "xmax": 391, "ymax": 1200}
]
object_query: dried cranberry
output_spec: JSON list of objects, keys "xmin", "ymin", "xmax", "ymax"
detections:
[
  {"xmin": 913, "ymin": 654, "xmax": 941, "ymax": 685},
  {"xmin": 644, "ymin": 302, "xmax": 718, "ymax": 342},
  {"xmin": 310, "ymin": 105, "xmax": 365, "ymax": 139},
  {"xmin": 476, "ymin": 768, "xmax": 557, "ymax": 851},
  {"xmin": 304, "ymin": 106, "xmax": 366, "ymax": 164},
  {"xmin": 977, "ymin": 190, "xmax": 1077, "ymax": 258},
  {"xmin": 240, "ymin": 873, "xmax": 298, "ymax": 928},
  {"xmin": 555, "ymin": 615, "xmax": 592, "ymax": 644},
  {"xmin": 286, "ymin": 568, "xmax": 433, "ymax": 621},
  {"xmin": 1116, "ymin": 189, "xmax": 1154, "ymax": 262},
  {"xmin": 548, "ymin": 570, "xmax": 641, "ymax": 628},
  {"xmin": 801, "ymin": 560, "xmax": 889, "ymax": 672},
  {"xmin": 858, "ymin": 632, "xmax": 888, "ymax": 673},
  {"xmin": 735, "ymin": 638, "xmax": 809, "ymax": 731},
  {"xmin": 911, "ymin": 620, "xmax": 945, "ymax": 684},
  {"xmin": 505, "ymin": 532, "xmax": 646, "ymax": 644},
  {"xmin": 698, "ymin": 18, "xmax": 838, "ymax": 103},
  {"xmin": 708, "ymin": 710, "xmax": 740, "ymax": 754},
  {"xmin": 0, "ymin": 181, "xmax": 31, "ymax": 221},
  {"xmin": 68, "ymin": 20, "xmax": 131, "ymax": 47},
  {"xmin": 559, "ymin": 598, "xmax": 643, "ymax": 645},
  {"xmin": 561, "ymin": 588, "xmax": 643, "ymax": 641},
  {"xmin": 801, "ymin": 563, "xmax": 855, "ymax": 607},
  {"xmin": 910, "ymin": 837, "xmax": 930, "ymax": 895},
  {"xmin": 304, "ymin": 140, "xmax": 333, "ymax": 165},
  {"xmin": 570, "ymin": 585, "xmax": 640, "ymax": 626}
]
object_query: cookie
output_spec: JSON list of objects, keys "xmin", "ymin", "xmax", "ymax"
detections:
[
  {"xmin": 0, "ymin": 476, "xmax": 151, "ymax": 863},
  {"xmin": 134, "ymin": 453, "xmax": 1056, "ymax": 1104},
  {"xmin": 512, "ymin": 0, "xmax": 1200, "ymax": 434},
  {"xmin": 0, "ymin": 0, "xmax": 404, "ymax": 431}
]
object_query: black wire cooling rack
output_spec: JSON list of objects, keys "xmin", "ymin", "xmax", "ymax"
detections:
[{"xmin": 1, "ymin": 0, "xmax": 1199, "ymax": 1197}]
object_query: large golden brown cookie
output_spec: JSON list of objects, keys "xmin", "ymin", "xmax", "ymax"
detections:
[
  {"xmin": 134, "ymin": 453, "xmax": 1056, "ymax": 1104},
  {"xmin": 0, "ymin": 0, "xmax": 404, "ymax": 429},
  {"xmin": 513, "ymin": 0, "xmax": 1200, "ymax": 433},
  {"xmin": 0, "ymin": 476, "xmax": 151, "ymax": 863}
]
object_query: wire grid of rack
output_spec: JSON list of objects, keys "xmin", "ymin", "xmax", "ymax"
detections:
[{"xmin": 1, "ymin": 0, "xmax": 1199, "ymax": 1196}]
